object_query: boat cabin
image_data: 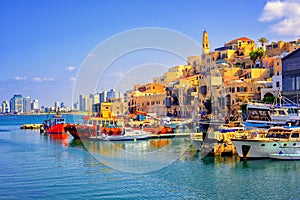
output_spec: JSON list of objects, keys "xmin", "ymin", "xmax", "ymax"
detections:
[
  {"xmin": 53, "ymin": 115, "xmax": 66, "ymax": 125},
  {"xmin": 247, "ymin": 104, "xmax": 271, "ymax": 121},
  {"xmin": 264, "ymin": 127, "xmax": 300, "ymax": 140},
  {"xmin": 86, "ymin": 117, "xmax": 123, "ymax": 128}
]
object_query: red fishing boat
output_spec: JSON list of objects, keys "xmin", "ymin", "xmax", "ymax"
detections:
[
  {"xmin": 66, "ymin": 102, "xmax": 123, "ymax": 140},
  {"xmin": 41, "ymin": 114, "xmax": 68, "ymax": 140}
]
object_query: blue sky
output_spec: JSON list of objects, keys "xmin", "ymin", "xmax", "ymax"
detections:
[{"xmin": 1, "ymin": 0, "xmax": 299, "ymax": 107}]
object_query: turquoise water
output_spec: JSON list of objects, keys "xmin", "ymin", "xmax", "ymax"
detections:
[{"xmin": 0, "ymin": 115, "xmax": 300, "ymax": 199}]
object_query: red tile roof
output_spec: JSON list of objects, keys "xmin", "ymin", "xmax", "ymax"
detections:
[{"xmin": 226, "ymin": 37, "xmax": 254, "ymax": 45}]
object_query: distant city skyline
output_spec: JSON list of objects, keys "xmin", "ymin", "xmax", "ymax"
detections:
[{"xmin": 1, "ymin": 0, "xmax": 299, "ymax": 106}]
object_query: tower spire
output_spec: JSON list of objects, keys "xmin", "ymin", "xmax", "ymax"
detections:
[{"xmin": 202, "ymin": 30, "xmax": 210, "ymax": 54}]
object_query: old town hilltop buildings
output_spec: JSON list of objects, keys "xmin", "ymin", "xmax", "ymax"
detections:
[{"xmin": 78, "ymin": 31, "xmax": 300, "ymax": 119}]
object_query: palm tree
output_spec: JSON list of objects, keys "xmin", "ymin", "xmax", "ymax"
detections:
[{"xmin": 257, "ymin": 37, "xmax": 268, "ymax": 49}]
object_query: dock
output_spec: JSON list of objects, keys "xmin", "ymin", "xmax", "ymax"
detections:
[{"xmin": 20, "ymin": 124, "xmax": 42, "ymax": 129}]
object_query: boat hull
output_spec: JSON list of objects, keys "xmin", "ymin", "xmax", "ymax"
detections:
[
  {"xmin": 269, "ymin": 153, "xmax": 300, "ymax": 160},
  {"xmin": 46, "ymin": 124, "xmax": 68, "ymax": 140},
  {"xmin": 232, "ymin": 139, "xmax": 300, "ymax": 159}
]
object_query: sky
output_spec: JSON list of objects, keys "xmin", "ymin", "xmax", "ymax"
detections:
[{"xmin": 1, "ymin": 0, "xmax": 300, "ymax": 107}]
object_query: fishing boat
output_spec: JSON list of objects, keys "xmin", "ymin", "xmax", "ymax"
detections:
[
  {"xmin": 231, "ymin": 127, "xmax": 300, "ymax": 159},
  {"xmin": 41, "ymin": 114, "xmax": 68, "ymax": 139},
  {"xmin": 66, "ymin": 102, "xmax": 123, "ymax": 139},
  {"xmin": 90, "ymin": 127, "xmax": 150, "ymax": 141}
]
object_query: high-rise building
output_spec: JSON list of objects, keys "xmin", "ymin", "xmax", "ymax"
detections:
[
  {"xmin": 79, "ymin": 95, "xmax": 92, "ymax": 112},
  {"xmin": 23, "ymin": 96, "xmax": 31, "ymax": 113},
  {"xmin": 89, "ymin": 93, "xmax": 100, "ymax": 105},
  {"xmin": 73, "ymin": 102, "xmax": 78, "ymax": 111},
  {"xmin": 60, "ymin": 102, "xmax": 65, "ymax": 109},
  {"xmin": 31, "ymin": 99, "xmax": 39, "ymax": 110},
  {"xmin": 1, "ymin": 101, "xmax": 10, "ymax": 113},
  {"xmin": 10, "ymin": 94, "xmax": 23, "ymax": 113},
  {"xmin": 107, "ymin": 89, "xmax": 123, "ymax": 101},
  {"xmin": 54, "ymin": 101, "xmax": 60, "ymax": 112},
  {"xmin": 99, "ymin": 90, "xmax": 107, "ymax": 103}
]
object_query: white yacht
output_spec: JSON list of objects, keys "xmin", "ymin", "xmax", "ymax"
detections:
[{"xmin": 231, "ymin": 127, "xmax": 300, "ymax": 159}]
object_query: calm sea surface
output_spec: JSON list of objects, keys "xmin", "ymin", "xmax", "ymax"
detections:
[{"xmin": 0, "ymin": 115, "xmax": 300, "ymax": 199}]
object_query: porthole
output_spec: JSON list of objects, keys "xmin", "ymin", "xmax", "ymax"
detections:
[
  {"xmin": 293, "ymin": 143, "xmax": 296, "ymax": 146},
  {"xmin": 273, "ymin": 144, "xmax": 277, "ymax": 146},
  {"xmin": 283, "ymin": 144, "xmax": 287, "ymax": 146},
  {"xmin": 261, "ymin": 144, "xmax": 265, "ymax": 146}
]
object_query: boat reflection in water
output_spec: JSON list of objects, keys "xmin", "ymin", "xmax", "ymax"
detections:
[{"xmin": 82, "ymin": 138, "xmax": 191, "ymax": 173}]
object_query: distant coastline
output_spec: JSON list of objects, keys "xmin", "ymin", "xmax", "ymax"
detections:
[{"xmin": 0, "ymin": 112, "xmax": 87, "ymax": 116}]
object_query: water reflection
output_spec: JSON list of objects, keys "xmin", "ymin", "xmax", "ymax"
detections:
[{"xmin": 81, "ymin": 138, "xmax": 192, "ymax": 173}]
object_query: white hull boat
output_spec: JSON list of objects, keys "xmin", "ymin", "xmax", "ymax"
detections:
[{"xmin": 232, "ymin": 127, "xmax": 300, "ymax": 159}]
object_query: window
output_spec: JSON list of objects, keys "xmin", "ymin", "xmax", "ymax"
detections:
[
  {"xmin": 283, "ymin": 76, "xmax": 295, "ymax": 91},
  {"xmin": 270, "ymin": 66, "xmax": 274, "ymax": 76},
  {"xmin": 291, "ymin": 133, "xmax": 299, "ymax": 138},
  {"xmin": 276, "ymin": 81, "xmax": 280, "ymax": 88},
  {"xmin": 296, "ymin": 76, "xmax": 300, "ymax": 90}
]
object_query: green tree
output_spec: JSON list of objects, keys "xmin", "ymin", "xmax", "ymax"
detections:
[{"xmin": 249, "ymin": 47, "xmax": 265, "ymax": 67}]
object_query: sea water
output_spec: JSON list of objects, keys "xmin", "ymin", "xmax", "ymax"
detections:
[{"xmin": 0, "ymin": 115, "xmax": 300, "ymax": 199}]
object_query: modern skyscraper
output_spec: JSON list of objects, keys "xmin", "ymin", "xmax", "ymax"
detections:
[
  {"xmin": 54, "ymin": 101, "xmax": 60, "ymax": 112},
  {"xmin": 31, "ymin": 99, "xmax": 39, "ymax": 110},
  {"xmin": 99, "ymin": 90, "xmax": 107, "ymax": 103},
  {"xmin": 10, "ymin": 95, "xmax": 23, "ymax": 113},
  {"xmin": 1, "ymin": 101, "xmax": 10, "ymax": 113},
  {"xmin": 23, "ymin": 96, "xmax": 31, "ymax": 113},
  {"xmin": 79, "ymin": 95, "xmax": 92, "ymax": 111}
]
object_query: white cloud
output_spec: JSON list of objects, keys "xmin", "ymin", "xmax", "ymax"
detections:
[
  {"xmin": 32, "ymin": 77, "xmax": 54, "ymax": 82},
  {"xmin": 259, "ymin": 0, "xmax": 300, "ymax": 37},
  {"xmin": 32, "ymin": 77, "xmax": 43, "ymax": 82},
  {"xmin": 70, "ymin": 77, "xmax": 76, "ymax": 81},
  {"xmin": 112, "ymin": 72, "xmax": 125, "ymax": 78},
  {"xmin": 14, "ymin": 76, "xmax": 27, "ymax": 80},
  {"xmin": 65, "ymin": 66, "xmax": 76, "ymax": 72},
  {"xmin": 43, "ymin": 77, "xmax": 54, "ymax": 81}
]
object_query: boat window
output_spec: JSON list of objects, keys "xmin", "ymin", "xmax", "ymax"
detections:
[
  {"xmin": 266, "ymin": 133, "xmax": 289, "ymax": 138},
  {"xmin": 273, "ymin": 144, "xmax": 277, "ymax": 146},
  {"xmin": 283, "ymin": 143, "xmax": 287, "ymax": 146},
  {"xmin": 88, "ymin": 121, "xmax": 92, "ymax": 125},
  {"xmin": 278, "ymin": 110, "xmax": 286, "ymax": 115},
  {"xmin": 261, "ymin": 144, "xmax": 265, "ymax": 146},
  {"xmin": 293, "ymin": 143, "xmax": 297, "ymax": 146},
  {"xmin": 291, "ymin": 133, "xmax": 299, "ymax": 138}
]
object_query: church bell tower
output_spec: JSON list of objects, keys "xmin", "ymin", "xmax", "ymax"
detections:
[{"xmin": 202, "ymin": 30, "xmax": 210, "ymax": 54}]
